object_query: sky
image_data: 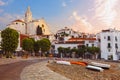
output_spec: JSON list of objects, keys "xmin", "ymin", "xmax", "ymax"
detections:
[{"xmin": 0, "ymin": 0, "xmax": 120, "ymax": 33}]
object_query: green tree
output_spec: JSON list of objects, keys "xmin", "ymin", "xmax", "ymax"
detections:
[
  {"xmin": 22, "ymin": 38, "xmax": 34, "ymax": 55},
  {"xmin": 1, "ymin": 28, "xmax": 19, "ymax": 58},
  {"xmin": 34, "ymin": 40, "xmax": 40, "ymax": 56},
  {"xmin": 42, "ymin": 38, "xmax": 51, "ymax": 45},
  {"xmin": 57, "ymin": 47, "xmax": 64, "ymax": 58},
  {"xmin": 58, "ymin": 47, "xmax": 64, "ymax": 53},
  {"xmin": 64, "ymin": 47, "xmax": 71, "ymax": 57},
  {"xmin": 64, "ymin": 47, "xmax": 70, "ymax": 53},
  {"xmin": 71, "ymin": 47, "xmax": 78, "ymax": 58},
  {"xmin": 71, "ymin": 47, "xmax": 78, "ymax": 53},
  {"xmin": 39, "ymin": 38, "xmax": 51, "ymax": 56},
  {"xmin": 86, "ymin": 47, "xmax": 100, "ymax": 59},
  {"xmin": 78, "ymin": 45, "xmax": 86, "ymax": 58}
]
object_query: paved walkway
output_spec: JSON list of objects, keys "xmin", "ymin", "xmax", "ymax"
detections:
[
  {"xmin": 0, "ymin": 58, "xmax": 48, "ymax": 80},
  {"xmin": 21, "ymin": 61, "xmax": 71, "ymax": 80},
  {"xmin": 0, "ymin": 57, "xmax": 47, "ymax": 65}
]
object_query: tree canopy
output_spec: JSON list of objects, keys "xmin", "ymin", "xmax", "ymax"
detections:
[
  {"xmin": 39, "ymin": 38, "xmax": 51, "ymax": 53},
  {"xmin": 34, "ymin": 40, "xmax": 40, "ymax": 53},
  {"xmin": 86, "ymin": 47, "xmax": 100, "ymax": 55},
  {"xmin": 22, "ymin": 38, "xmax": 34, "ymax": 52},
  {"xmin": 1, "ymin": 28, "xmax": 19, "ymax": 58},
  {"xmin": 1, "ymin": 28, "xmax": 19, "ymax": 53},
  {"xmin": 58, "ymin": 47, "xmax": 64, "ymax": 53}
]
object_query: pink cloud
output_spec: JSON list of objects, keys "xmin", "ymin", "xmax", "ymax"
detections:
[
  {"xmin": 70, "ymin": 11, "xmax": 93, "ymax": 33},
  {"xmin": 94, "ymin": 0, "xmax": 119, "ymax": 27}
]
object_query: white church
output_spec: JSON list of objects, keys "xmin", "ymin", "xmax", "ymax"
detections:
[
  {"xmin": 7, "ymin": 7, "xmax": 51, "ymax": 37},
  {"xmin": 6, "ymin": 7, "xmax": 52, "ymax": 51}
]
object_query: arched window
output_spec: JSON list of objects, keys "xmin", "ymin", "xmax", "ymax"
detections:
[
  {"xmin": 36, "ymin": 25, "xmax": 43, "ymax": 35},
  {"xmin": 42, "ymin": 24, "xmax": 44, "ymax": 28}
]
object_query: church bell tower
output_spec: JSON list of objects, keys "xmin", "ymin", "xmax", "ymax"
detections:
[
  {"xmin": 25, "ymin": 6, "xmax": 32, "ymax": 23},
  {"xmin": 25, "ymin": 6, "xmax": 32, "ymax": 34}
]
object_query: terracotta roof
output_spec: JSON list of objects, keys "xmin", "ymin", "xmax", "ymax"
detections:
[
  {"xmin": 65, "ymin": 40, "xmax": 84, "ymax": 44},
  {"xmin": 102, "ymin": 30, "xmax": 110, "ymax": 32},
  {"xmin": 68, "ymin": 38, "xmax": 96, "ymax": 41},
  {"xmin": 62, "ymin": 38, "xmax": 96, "ymax": 44},
  {"xmin": 12, "ymin": 19, "xmax": 25, "ymax": 23}
]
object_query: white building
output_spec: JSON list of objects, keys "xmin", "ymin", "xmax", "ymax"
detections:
[
  {"xmin": 98, "ymin": 28, "xmax": 120, "ymax": 60},
  {"xmin": 56, "ymin": 27, "xmax": 81, "ymax": 38},
  {"xmin": 84, "ymin": 38, "xmax": 98, "ymax": 47},
  {"xmin": 54, "ymin": 37, "xmax": 97, "ymax": 54}
]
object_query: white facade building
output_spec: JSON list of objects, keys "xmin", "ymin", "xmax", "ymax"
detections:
[
  {"xmin": 56, "ymin": 27, "xmax": 81, "ymax": 38},
  {"xmin": 98, "ymin": 29, "xmax": 120, "ymax": 60},
  {"xmin": 84, "ymin": 39, "xmax": 98, "ymax": 47},
  {"xmin": 53, "ymin": 37, "xmax": 98, "ymax": 54}
]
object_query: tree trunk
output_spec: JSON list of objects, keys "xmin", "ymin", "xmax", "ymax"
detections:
[{"xmin": 6, "ymin": 51, "xmax": 12, "ymax": 58}]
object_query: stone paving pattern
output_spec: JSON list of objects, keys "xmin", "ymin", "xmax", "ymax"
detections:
[{"xmin": 21, "ymin": 61, "xmax": 71, "ymax": 80}]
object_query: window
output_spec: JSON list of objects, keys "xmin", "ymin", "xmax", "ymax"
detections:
[
  {"xmin": 42, "ymin": 24, "xmax": 44, "ymax": 28},
  {"xmin": 115, "ymin": 43, "xmax": 118, "ymax": 49},
  {"xmin": 86, "ymin": 44, "xmax": 88, "ymax": 47},
  {"xmin": 36, "ymin": 25, "xmax": 43, "ymax": 35},
  {"xmin": 79, "ymin": 36, "xmax": 81, "ymax": 38},
  {"xmin": 98, "ymin": 39, "xmax": 101, "ymax": 42},
  {"xmin": 107, "ymin": 43, "xmax": 111, "ymax": 48},
  {"xmin": 115, "ymin": 36, "xmax": 117, "ymax": 41},
  {"xmin": 69, "ymin": 31, "xmax": 71, "ymax": 34},
  {"xmin": 104, "ymin": 36, "xmax": 106, "ymax": 39},
  {"xmin": 108, "ymin": 49, "xmax": 111, "ymax": 52},
  {"xmin": 92, "ymin": 44, "xmax": 94, "ymax": 47},
  {"xmin": 47, "ymin": 35, "xmax": 49, "ymax": 38},
  {"xmin": 108, "ymin": 36, "xmax": 111, "ymax": 41},
  {"xmin": 72, "ymin": 36, "xmax": 74, "ymax": 38}
]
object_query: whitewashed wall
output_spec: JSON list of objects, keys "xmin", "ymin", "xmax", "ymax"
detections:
[{"xmin": 99, "ymin": 29, "xmax": 120, "ymax": 60}]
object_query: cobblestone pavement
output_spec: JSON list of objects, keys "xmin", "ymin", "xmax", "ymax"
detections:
[{"xmin": 21, "ymin": 61, "xmax": 71, "ymax": 80}]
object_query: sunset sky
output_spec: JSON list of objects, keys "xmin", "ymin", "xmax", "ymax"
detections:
[{"xmin": 0, "ymin": 0, "xmax": 120, "ymax": 33}]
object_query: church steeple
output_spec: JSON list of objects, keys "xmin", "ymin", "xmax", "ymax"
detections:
[{"xmin": 25, "ymin": 6, "xmax": 32, "ymax": 23}]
